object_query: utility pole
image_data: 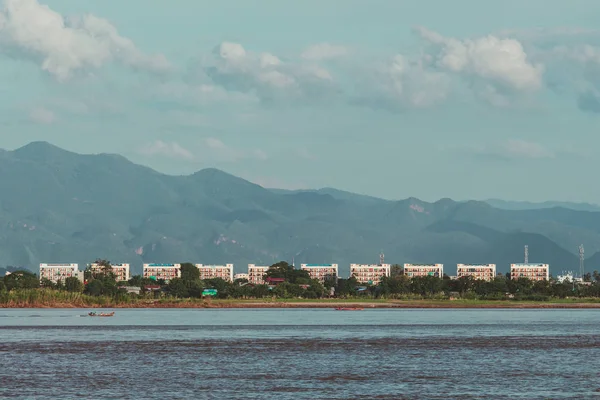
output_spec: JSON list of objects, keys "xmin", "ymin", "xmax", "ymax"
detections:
[{"xmin": 579, "ymin": 244, "xmax": 585, "ymax": 280}]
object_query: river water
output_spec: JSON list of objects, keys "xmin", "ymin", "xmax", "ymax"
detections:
[{"xmin": 1, "ymin": 308, "xmax": 599, "ymax": 399}]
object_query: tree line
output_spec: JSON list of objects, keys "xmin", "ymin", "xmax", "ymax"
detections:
[{"xmin": 2, "ymin": 260, "xmax": 600, "ymax": 301}]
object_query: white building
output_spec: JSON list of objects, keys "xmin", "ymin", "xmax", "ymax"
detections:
[
  {"xmin": 300, "ymin": 263, "xmax": 338, "ymax": 284},
  {"xmin": 456, "ymin": 264, "xmax": 496, "ymax": 281},
  {"xmin": 89, "ymin": 262, "xmax": 130, "ymax": 282},
  {"xmin": 234, "ymin": 273, "xmax": 249, "ymax": 281},
  {"xmin": 510, "ymin": 263, "xmax": 549, "ymax": 281},
  {"xmin": 39, "ymin": 263, "xmax": 82, "ymax": 283},
  {"xmin": 350, "ymin": 263, "xmax": 390, "ymax": 285},
  {"xmin": 403, "ymin": 264, "xmax": 444, "ymax": 278},
  {"xmin": 248, "ymin": 264, "xmax": 270, "ymax": 285},
  {"xmin": 195, "ymin": 264, "xmax": 234, "ymax": 282},
  {"xmin": 142, "ymin": 263, "xmax": 181, "ymax": 282},
  {"xmin": 556, "ymin": 272, "xmax": 583, "ymax": 283}
]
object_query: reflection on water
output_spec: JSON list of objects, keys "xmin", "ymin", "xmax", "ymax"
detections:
[{"xmin": 1, "ymin": 308, "xmax": 599, "ymax": 399}]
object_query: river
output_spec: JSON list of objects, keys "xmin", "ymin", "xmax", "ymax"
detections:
[{"xmin": 1, "ymin": 308, "xmax": 599, "ymax": 399}]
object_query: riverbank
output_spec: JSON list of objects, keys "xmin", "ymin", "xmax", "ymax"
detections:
[{"xmin": 4, "ymin": 295, "xmax": 600, "ymax": 309}]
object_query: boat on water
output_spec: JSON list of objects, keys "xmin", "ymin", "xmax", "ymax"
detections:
[
  {"xmin": 88, "ymin": 311, "xmax": 115, "ymax": 317},
  {"xmin": 334, "ymin": 307, "xmax": 364, "ymax": 311}
]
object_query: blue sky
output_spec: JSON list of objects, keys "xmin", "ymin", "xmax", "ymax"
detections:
[{"xmin": 1, "ymin": 0, "xmax": 600, "ymax": 202}]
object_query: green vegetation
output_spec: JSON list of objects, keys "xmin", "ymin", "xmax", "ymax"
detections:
[{"xmin": 4, "ymin": 260, "xmax": 600, "ymax": 308}]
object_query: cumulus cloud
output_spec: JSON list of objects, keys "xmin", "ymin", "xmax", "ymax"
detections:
[
  {"xmin": 138, "ymin": 140, "xmax": 193, "ymax": 160},
  {"xmin": 414, "ymin": 27, "xmax": 544, "ymax": 94},
  {"xmin": 29, "ymin": 107, "xmax": 56, "ymax": 124},
  {"xmin": 353, "ymin": 54, "xmax": 450, "ymax": 110},
  {"xmin": 198, "ymin": 41, "xmax": 337, "ymax": 103},
  {"xmin": 301, "ymin": 43, "xmax": 348, "ymax": 60},
  {"xmin": 0, "ymin": 0, "xmax": 171, "ymax": 81}
]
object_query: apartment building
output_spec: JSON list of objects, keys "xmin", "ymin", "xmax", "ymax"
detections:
[
  {"xmin": 248, "ymin": 264, "xmax": 270, "ymax": 284},
  {"xmin": 195, "ymin": 264, "xmax": 234, "ymax": 282},
  {"xmin": 234, "ymin": 273, "xmax": 249, "ymax": 281},
  {"xmin": 510, "ymin": 263, "xmax": 549, "ymax": 281},
  {"xmin": 300, "ymin": 263, "xmax": 338, "ymax": 284},
  {"xmin": 89, "ymin": 262, "xmax": 130, "ymax": 282},
  {"xmin": 403, "ymin": 264, "xmax": 444, "ymax": 278},
  {"xmin": 456, "ymin": 264, "xmax": 496, "ymax": 281},
  {"xmin": 39, "ymin": 263, "xmax": 82, "ymax": 283},
  {"xmin": 142, "ymin": 263, "xmax": 181, "ymax": 282},
  {"xmin": 350, "ymin": 263, "xmax": 391, "ymax": 285}
]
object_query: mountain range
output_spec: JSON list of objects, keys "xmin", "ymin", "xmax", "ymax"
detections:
[{"xmin": 1, "ymin": 141, "xmax": 599, "ymax": 277}]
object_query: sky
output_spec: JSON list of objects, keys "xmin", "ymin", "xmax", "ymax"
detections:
[{"xmin": 1, "ymin": 0, "xmax": 600, "ymax": 203}]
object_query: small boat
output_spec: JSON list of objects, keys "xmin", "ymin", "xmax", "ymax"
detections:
[
  {"xmin": 88, "ymin": 311, "xmax": 115, "ymax": 317},
  {"xmin": 334, "ymin": 307, "xmax": 364, "ymax": 311}
]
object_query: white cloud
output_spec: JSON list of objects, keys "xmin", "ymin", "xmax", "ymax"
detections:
[
  {"xmin": 29, "ymin": 107, "xmax": 56, "ymax": 124},
  {"xmin": 0, "ymin": 0, "xmax": 171, "ymax": 82},
  {"xmin": 200, "ymin": 41, "xmax": 337, "ymax": 102},
  {"xmin": 138, "ymin": 140, "xmax": 193, "ymax": 160},
  {"xmin": 355, "ymin": 54, "xmax": 450, "ymax": 109},
  {"xmin": 414, "ymin": 26, "xmax": 544, "ymax": 93},
  {"xmin": 301, "ymin": 43, "xmax": 348, "ymax": 60}
]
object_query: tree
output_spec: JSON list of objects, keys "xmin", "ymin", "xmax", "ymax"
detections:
[
  {"xmin": 265, "ymin": 261, "xmax": 310, "ymax": 284},
  {"xmin": 167, "ymin": 278, "xmax": 189, "ymax": 298},
  {"xmin": 40, "ymin": 278, "xmax": 56, "ymax": 289},
  {"xmin": 180, "ymin": 263, "xmax": 200, "ymax": 281},
  {"xmin": 127, "ymin": 275, "xmax": 155, "ymax": 287},
  {"xmin": 85, "ymin": 280, "xmax": 104, "ymax": 296},
  {"xmin": 4, "ymin": 270, "xmax": 39, "ymax": 291},
  {"xmin": 64, "ymin": 277, "xmax": 83, "ymax": 292},
  {"xmin": 86, "ymin": 259, "xmax": 116, "ymax": 281},
  {"xmin": 203, "ymin": 278, "xmax": 230, "ymax": 298},
  {"xmin": 390, "ymin": 264, "xmax": 403, "ymax": 278}
]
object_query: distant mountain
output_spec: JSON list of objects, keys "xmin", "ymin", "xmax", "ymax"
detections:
[
  {"xmin": 269, "ymin": 187, "xmax": 390, "ymax": 207},
  {"xmin": 485, "ymin": 199, "xmax": 600, "ymax": 212},
  {"xmin": 2, "ymin": 141, "xmax": 600, "ymax": 277}
]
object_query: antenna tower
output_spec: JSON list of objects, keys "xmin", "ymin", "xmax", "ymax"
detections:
[
  {"xmin": 579, "ymin": 244, "xmax": 585, "ymax": 279},
  {"xmin": 524, "ymin": 245, "xmax": 529, "ymax": 264},
  {"xmin": 379, "ymin": 251, "xmax": 385, "ymax": 265}
]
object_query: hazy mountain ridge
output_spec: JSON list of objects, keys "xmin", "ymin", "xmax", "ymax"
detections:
[{"xmin": 1, "ymin": 141, "xmax": 599, "ymax": 276}]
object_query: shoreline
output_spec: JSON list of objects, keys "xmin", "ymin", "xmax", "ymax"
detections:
[{"xmin": 4, "ymin": 300, "xmax": 600, "ymax": 309}]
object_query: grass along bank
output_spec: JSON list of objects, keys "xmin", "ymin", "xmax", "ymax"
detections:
[{"xmin": 4, "ymin": 290, "xmax": 600, "ymax": 308}]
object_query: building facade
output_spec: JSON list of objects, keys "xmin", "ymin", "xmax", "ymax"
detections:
[
  {"xmin": 234, "ymin": 273, "xmax": 249, "ymax": 281},
  {"xmin": 89, "ymin": 262, "xmax": 130, "ymax": 282},
  {"xmin": 248, "ymin": 264, "xmax": 270, "ymax": 285},
  {"xmin": 142, "ymin": 263, "xmax": 181, "ymax": 282},
  {"xmin": 39, "ymin": 263, "xmax": 82, "ymax": 283},
  {"xmin": 300, "ymin": 263, "xmax": 338, "ymax": 284},
  {"xmin": 195, "ymin": 264, "xmax": 234, "ymax": 282},
  {"xmin": 403, "ymin": 264, "xmax": 444, "ymax": 278},
  {"xmin": 350, "ymin": 263, "xmax": 391, "ymax": 285},
  {"xmin": 456, "ymin": 264, "xmax": 496, "ymax": 281},
  {"xmin": 510, "ymin": 263, "xmax": 549, "ymax": 281}
]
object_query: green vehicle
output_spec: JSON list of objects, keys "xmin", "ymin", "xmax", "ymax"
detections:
[{"xmin": 202, "ymin": 288, "xmax": 218, "ymax": 297}]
